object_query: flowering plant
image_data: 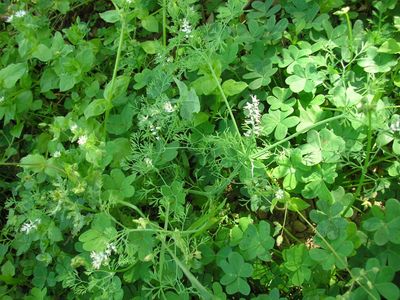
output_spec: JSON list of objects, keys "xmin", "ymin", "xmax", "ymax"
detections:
[{"xmin": 1, "ymin": 0, "xmax": 400, "ymax": 299}]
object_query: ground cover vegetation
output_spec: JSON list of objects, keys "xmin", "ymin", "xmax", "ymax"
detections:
[{"xmin": 1, "ymin": 0, "xmax": 400, "ymax": 299}]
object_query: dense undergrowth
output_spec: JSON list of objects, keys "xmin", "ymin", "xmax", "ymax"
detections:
[{"xmin": 1, "ymin": 0, "xmax": 400, "ymax": 299}]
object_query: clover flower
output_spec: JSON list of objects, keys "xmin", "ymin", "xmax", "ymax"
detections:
[
  {"xmin": 149, "ymin": 124, "xmax": 161, "ymax": 140},
  {"xmin": 243, "ymin": 95, "xmax": 262, "ymax": 137},
  {"xmin": 334, "ymin": 6, "xmax": 350, "ymax": 16},
  {"xmin": 21, "ymin": 218, "xmax": 41, "ymax": 234},
  {"xmin": 144, "ymin": 157, "xmax": 153, "ymax": 167},
  {"xmin": 275, "ymin": 189, "xmax": 285, "ymax": 200},
  {"xmin": 6, "ymin": 10, "xmax": 27, "ymax": 22},
  {"xmin": 77, "ymin": 135, "xmax": 88, "ymax": 146},
  {"xmin": 181, "ymin": 18, "xmax": 192, "ymax": 38},
  {"xmin": 390, "ymin": 119, "xmax": 400, "ymax": 132},
  {"xmin": 90, "ymin": 243, "xmax": 117, "ymax": 269},
  {"xmin": 70, "ymin": 124, "xmax": 78, "ymax": 132},
  {"xmin": 163, "ymin": 101, "xmax": 175, "ymax": 113}
]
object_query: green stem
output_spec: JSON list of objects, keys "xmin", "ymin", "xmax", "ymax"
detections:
[
  {"xmin": 297, "ymin": 211, "xmax": 379, "ymax": 300},
  {"xmin": 344, "ymin": 13, "xmax": 353, "ymax": 52},
  {"xmin": 162, "ymin": 0, "xmax": 167, "ymax": 47},
  {"xmin": 116, "ymin": 200, "xmax": 146, "ymax": 218},
  {"xmin": 252, "ymin": 114, "xmax": 346, "ymax": 159},
  {"xmin": 165, "ymin": 246, "xmax": 213, "ymax": 299},
  {"xmin": 206, "ymin": 58, "xmax": 245, "ymax": 152},
  {"xmin": 343, "ymin": 109, "xmax": 372, "ymax": 216},
  {"xmin": 104, "ymin": 6, "xmax": 125, "ymax": 136}
]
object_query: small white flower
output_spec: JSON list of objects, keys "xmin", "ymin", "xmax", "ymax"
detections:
[
  {"xmin": 70, "ymin": 124, "xmax": 78, "ymax": 132},
  {"xmin": 15, "ymin": 10, "xmax": 27, "ymax": 18},
  {"xmin": 20, "ymin": 218, "xmax": 41, "ymax": 234},
  {"xmin": 90, "ymin": 243, "xmax": 116, "ymax": 269},
  {"xmin": 149, "ymin": 125, "xmax": 161, "ymax": 140},
  {"xmin": 77, "ymin": 135, "xmax": 88, "ymax": 146},
  {"xmin": 334, "ymin": 6, "xmax": 350, "ymax": 16},
  {"xmin": 90, "ymin": 251, "xmax": 108, "ymax": 269},
  {"xmin": 144, "ymin": 157, "xmax": 153, "ymax": 167},
  {"xmin": 243, "ymin": 95, "xmax": 262, "ymax": 137},
  {"xmin": 390, "ymin": 120, "xmax": 400, "ymax": 132},
  {"xmin": 0, "ymin": 96, "xmax": 4, "ymax": 103},
  {"xmin": 6, "ymin": 10, "xmax": 27, "ymax": 22},
  {"xmin": 275, "ymin": 189, "xmax": 285, "ymax": 200},
  {"xmin": 181, "ymin": 18, "xmax": 192, "ymax": 38},
  {"xmin": 53, "ymin": 151, "xmax": 61, "ymax": 158},
  {"xmin": 163, "ymin": 101, "xmax": 175, "ymax": 113}
]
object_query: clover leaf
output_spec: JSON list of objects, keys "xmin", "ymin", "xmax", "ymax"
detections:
[
  {"xmin": 239, "ymin": 221, "xmax": 275, "ymax": 261},
  {"xmin": 262, "ymin": 107, "xmax": 299, "ymax": 140},
  {"xmin": 220, "ymin": 252, "xmax": 253, "ymax": 295},
  {"xmin": 102, "ymin": 168, "xmax": 135, "ymax": 200},
  {"xmin": 362, "ymin": 199, "xmax": 400, "ymax": 246},
  {"xmin": 309, "ymin": 237, "xmax": 353, "ymax": 270},
  {"xmin": 309, "ymin": 198, "xmax": 348, "ymax": 240},
  {"xmin": 300, "ymin": 129, "xmax": 345, "ymax": 166},
  {"xmin": 282, "ymin": 244, "xmax": 313, "ymax": 286},
  {"xmin": 285, "ymin": 63, "xmax": 325, "ymax": 93},
  {"xmin": 279, "ymin": 45, "xmax": 312, "ymax": 73},
  {"xmin": 243, "ymin": 64, "xmax": 278, "ymax": 90},
  {"xmin": 267, "ymin": 87, "xmax": 296, "ymax": 111},
  {"xmin": 357, "ymin": 47, "xmax": 397, "ymax": 73},
  {"xmin": 351, "ymin": 258, "xmax": 400, "ymax": 300}
]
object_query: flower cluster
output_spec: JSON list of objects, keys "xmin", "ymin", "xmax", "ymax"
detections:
[
  {"xmin": 390, "ymin": 119, "xmax": 400, "ymax": 132},
  {"xmin": 20, "ymin": 218, "xmax": 41, "ymax": 234},
  {"xmin": 163, "ymin": 101, "xmax": 175, "ymax": 113},
  {"xmin": 6, "ymin": 10, "xmax": 27, "ymax": 22},
  {"xmin": 243, "ymin": 95, "xmax": 262, "ymax": 137},
  {"xmin": 77, "ymin": 135, "xmax": 88, "ymax": 146},
  {"xmin": 90, "ymin": 243, "xmax": 117, "ymax": 269},
  {"xmin": 181, "ymin": 18, "xmax": 192, "ymax": 38},
  {"xmin": 275, "ymin": 189, "xmax": 285, "ymax": 200}
]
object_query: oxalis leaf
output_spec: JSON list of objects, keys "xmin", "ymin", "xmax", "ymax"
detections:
[
  {"xmin": 174, "ymin": 78, "xmax": 200, "ymax": 121},
  {"xmin": 219, "ymin": 252, "xmax": 253, "ymax": 295}
]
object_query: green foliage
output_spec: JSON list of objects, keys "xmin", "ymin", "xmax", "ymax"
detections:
[{"xmin": 1, "ymin": 0, "xmax": 400, "ymax": 299}]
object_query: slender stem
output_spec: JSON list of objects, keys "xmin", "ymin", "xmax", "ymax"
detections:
[
  {"xmin": 116, "ymin": 200, "xmax": 146, "ymax": 218},
  {"xmin": 165, "ymin": 246, "xmax": 213, "ymax": 299},
  {"xmin": 104, "ymin": 5, "xmax": 125, "ymax": 135},
  {"xmin": 206, "ymin": 57, "xmax": 245, "ymax": 152},
  {"xmin": 343, "ymin": 110, "xmax": 372, "ymax": 216},
  {"xmin": 252, "ymin": 114, "xmax": 346, "ymax": 159},
  {"xmin": 297, "ymin": 211, "xmax": 379, "ymax": 300},
  {"xmin": 162, "ymin": 0, "xmax": 167, "ymax": 47},
  {"xmin": 345, "ymin": 13, "xmax": 353, "ymax": 50},
  {"xmin": 0, "ymin": 162, "xmax": 66, "ymax": 175}
]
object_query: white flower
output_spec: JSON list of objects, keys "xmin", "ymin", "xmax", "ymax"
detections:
[
  {"xmin": 126, "ymin": 0, "xmax": 133, "ymax": 3},
  {"xmin": 144, "ymin": 157, "xmax": 153, "ymax": 167},
  {"xmin": 90, "ymin": 251, "xmax": 108, "ymax": 269},
  {"xmin": 334, "ymin": 6, "xmax": 350, "ymax": 15},
  {"xmin": 243, "ymin": 95, "xmax": 262, "ymax": 137},
  {"xmin": 90, "ymin": 243, "xmax": 117, "ymax": 269},
  {"xmin": 53, "ymin": 151, "xmax": 61, "ymax": 158},
  {"xmin": 6, "ymin": 10, "xmax": 27, "ymax": 22},
  {"xmin": 181, "ymin": 18, "xmax": 192, "ymax": 38},
  {"xmin": 20, "ymin": 218, "xmax": 41, "ymax": 234},
  {"xmin": 15, "ymin": 10, "xmax": 27, "ymax": 18},
  {"xmin": 163, "ymin": 101, "xmax": 175, "ymax": 113},
  {"xmin": 149, "ymin": 125, "xmax": 161, "ymax": 140},
  {"xmin": 275, "ymin": 189, "xmax": 285, "ymax": 200},
  {"xmin": 77, "ymin": 135, "xmax": 88, "ymax": 146},
  {"xmin": 0, "ymin": 96, "xmax": 4, "ymax": 103},
  {"xmin": 390, "ymin": 120, "xmax": 400, "ymax": 132},
  {"xmin": 70, "ymin": 124, "xmax": 78, "ymax": 132}
]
